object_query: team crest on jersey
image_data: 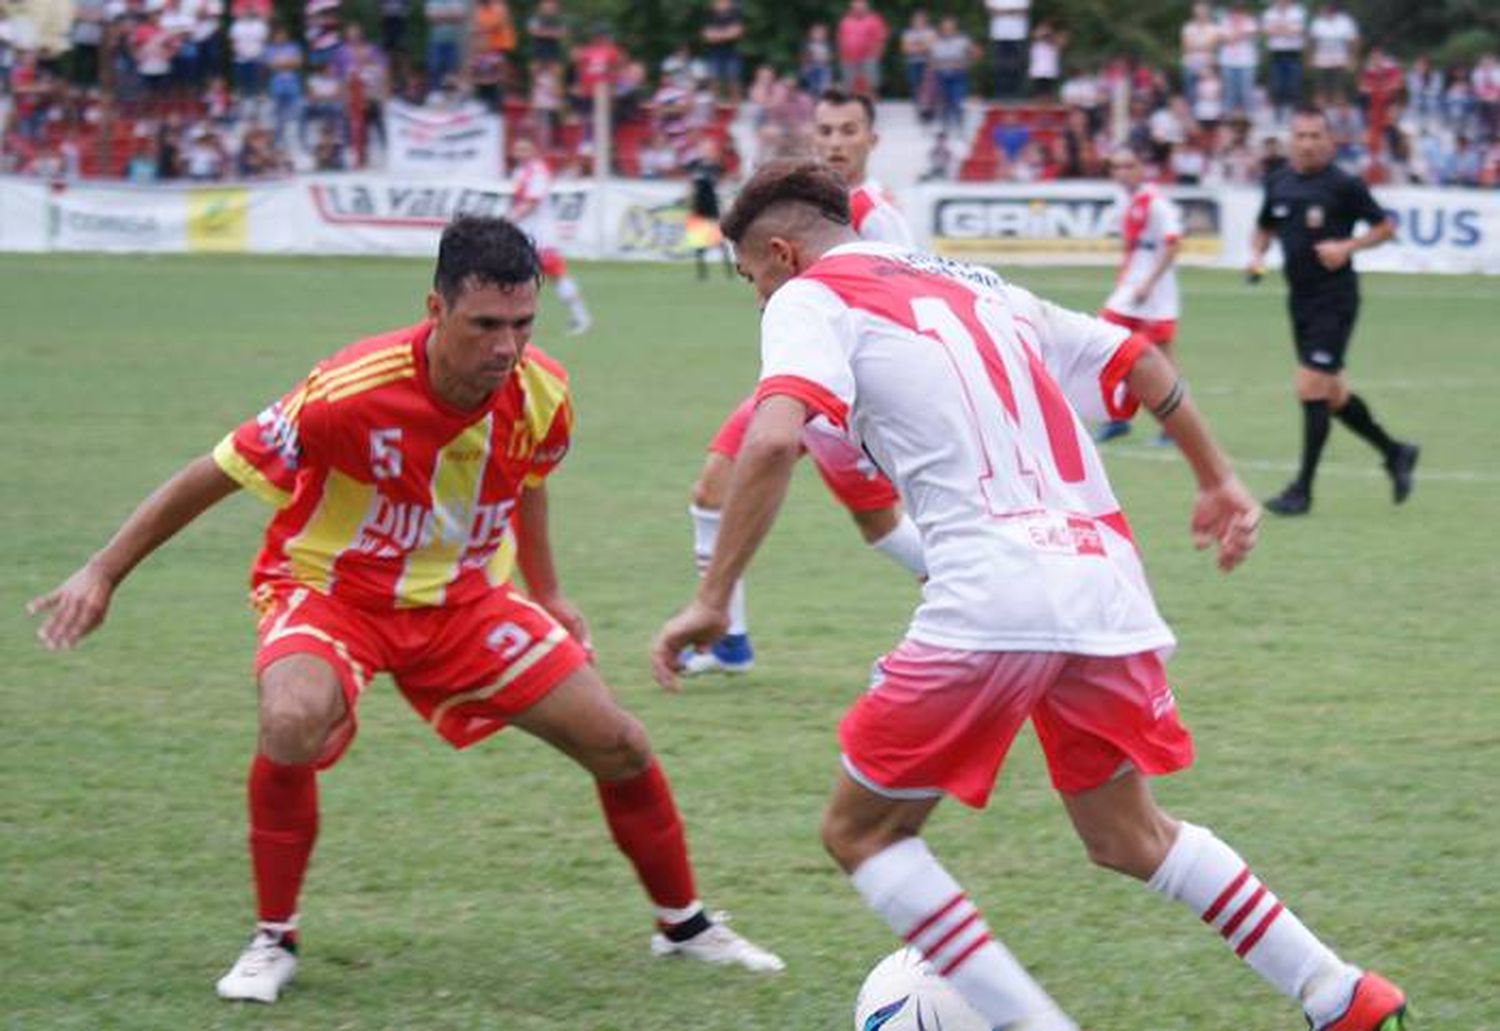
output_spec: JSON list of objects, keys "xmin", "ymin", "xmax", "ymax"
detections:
[
  {"xmin": 255, "ymin": 401, "xmax": 301, "ymax": 470},
  {"xmin": 1306, "ymin": 205, "xmax": 1325, "ymax": 229}
]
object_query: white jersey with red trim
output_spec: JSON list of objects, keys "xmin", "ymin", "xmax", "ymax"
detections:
[
  {"xmin": 754, "ymin": 242, "xmax": 1174, "ymax": 656},
  {"xmin": 850, "ymin": 179, "xmax": 915, "ymax": 247},
  {"xmin": 510, "ymin": 158, "xmax": 558, "ymax": 249},
  {"xmin": 1103, "ymin": 184, "xmax": 1182, "ymax": 322}
]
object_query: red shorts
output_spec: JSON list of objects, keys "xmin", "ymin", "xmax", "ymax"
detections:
[
  {"xmin": 253, "ymin": 582, "xmax": 589, "ymax": 769},
  {"xmin": 707, "ymin": 397, "xmax": 900, "ymax": 514},
  {"xmin": 539, "ymin": 247, "xmax": 568, "ymax": 279},
  {"xmin": 838, "ymin": 641, "xmax": 1194, "ymax": 807},
  {"xmin": 1100, "ymin": 309, "xmax": 1178, "ymax": 346}
]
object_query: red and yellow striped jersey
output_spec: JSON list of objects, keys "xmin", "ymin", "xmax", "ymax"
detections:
[{"xmin": 213, "ymin": 322, "xmax": 573, "ymax": 611}]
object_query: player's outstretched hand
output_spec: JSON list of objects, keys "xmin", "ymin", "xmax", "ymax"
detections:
[
  {"xmin": 650, "ymin": 599, "xmax": 730, "ymax": 693},
  {"xmin": 1190, "ymin": 476, "xmax": 1261, "ymax": 572},
  {"xmin": 27, "ymin": 562, "xmax": 115, "ymax": 651}
]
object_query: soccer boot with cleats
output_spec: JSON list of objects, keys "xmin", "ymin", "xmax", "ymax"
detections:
[
  {"xmin": 650, "ymin": 911, "xmax": 785, "ymax": 973},
  {"xmin": 1312, "ymin": 971, "xmax": 1408, "ymax": 1031},
  {"xmin": 216, "ymin": 927, "xmax": 298, "ymax": 1003},
  {"xmin": 1385, "ymin": 443, "xmax": 1419, "ymax": 504},
  {"xmin": 1266, "ymin": 484, "xmax": 1312, "ymax": 516}
]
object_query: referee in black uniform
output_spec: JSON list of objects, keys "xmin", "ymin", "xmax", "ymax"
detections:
[{"xmin": 1249, "ymin": 106, "xmax": 1419, "ymax": 516}]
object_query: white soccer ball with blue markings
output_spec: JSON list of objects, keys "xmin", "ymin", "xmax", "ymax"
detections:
[{"xmin": 854, "ymin": 947, "xmax": 989, "ymax": 1031}]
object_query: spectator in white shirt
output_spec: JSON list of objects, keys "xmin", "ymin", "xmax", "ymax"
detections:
[
  {"xmin": 1262, "ymin": 0, "xmax": 1306, "ymax": 121},
  {"xmin": 1216, "ymin": 1, "xmax": 1257, "ymax": 116},
  {"xmin": 1308, "ymin": 2, "xmax": 1358, "ymax": 105},
  {"xmin": 1028, "ymin": 20, "xmax": 1063, "ymax": 100},
  {"xmin": 985, "ymin": 0, "xmax": 1029, "ymax": 100},
  {"xmin": 230, "ymin": 8, "xmax": 269, "ymax": 98},
  {"xmin": 1179, "ymin": 3, "xmax": 1217, "ymax": 111},
  {"xmin": 1474, "ymin": 54, "xmax": 1500, "ymax": 141}
]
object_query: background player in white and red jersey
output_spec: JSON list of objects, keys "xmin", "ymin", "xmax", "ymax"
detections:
[
  {"xmin": 815, "ymin": 87, "xmax": 914, "ymax": 247},
  {"xmin": 509, "ymin": 136, "xmax": 593, "ymax": 335},
  {"xmin": 29, "ymin": 218, "xmax": 782, "ymax": 1005},
  {"xmin": 1096, "ymin": 147, "xmax": 1183, "ymax": 443},
  {"xmin": 653, "ymin": 162, "xmax": 1407, "ymax": 1031},
  {"xmin": 677, "ymin": 88, "xmax": 921, "ymax": 677}
]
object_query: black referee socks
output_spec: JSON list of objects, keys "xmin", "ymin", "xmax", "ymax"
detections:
[{"xmin": 1335, "ymin": 394, "xmax": 1399, "ymax": 459}]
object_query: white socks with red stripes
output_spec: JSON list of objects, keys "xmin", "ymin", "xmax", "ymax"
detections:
[
  {"xmin": 1148, "ymin": 822, "xmax": 1360, "ymax": 1026},
  {"xmin": 869, "ymin": 513, "xmax": 929, "ymax": 578},
  {"xmin": 690, "ymin": 505, "xmax": 748, "ymax": 634},
  {"xmin": 851, "ymin": 838, "xmax": 1077, "ymax": 1031}
]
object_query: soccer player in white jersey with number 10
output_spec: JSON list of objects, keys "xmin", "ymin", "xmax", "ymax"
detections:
[{"xmin": 652, "ymin": 162, "xmax": 1408, "ymax": 1031}]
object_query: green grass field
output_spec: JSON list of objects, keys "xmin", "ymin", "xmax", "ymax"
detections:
[{"xmin": 2, "ymin": 255, "xmax": 1497, "ymax": 1031}]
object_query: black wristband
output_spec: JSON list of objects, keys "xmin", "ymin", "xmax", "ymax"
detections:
[{"xmin": 1151, "ymin": 379, "xmax": 1186, "ymax": 420}]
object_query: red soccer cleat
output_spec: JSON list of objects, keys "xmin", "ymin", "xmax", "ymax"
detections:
[{"xmin": 1317, "ymin": 972, "xmax": 1408, "ymax": 1031}]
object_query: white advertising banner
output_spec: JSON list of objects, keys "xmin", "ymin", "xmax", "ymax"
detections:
[
  {"xmin": 45, "ymin": 182, "xmax": 190, "ymax": 252},
  {"xmin": 0, "ymin": 177, "xmax": 48, "ymax": 251},
  {"xmin": 907, "ymin": 181, "xmax": 1226, "ymax": 266},
  {"xmin": 251, "ymin": 174, "xmax": 599, "ymax": 257},
  {"xmin": 2, "ymin": 176, "xmax": 1495, "ymax": 273},
  {"xmin": 601, "ymin": 179, "xmax": 703, "ymax": 262},
  {"xmin": 383, "ymin": 100, "xmax": 504, "ymax": 180}
]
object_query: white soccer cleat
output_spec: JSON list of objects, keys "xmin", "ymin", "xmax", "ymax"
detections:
[
  {"xmin": 567, "ymin": 312, "xmax": 593, "ymax": 337},
  {"xmin": 650, "ymin": 912, "xmax": 785, "ymax": 973},
  {"xmin": 215, "ymin": 929, "xmax": 299, "ymax": 1003}
]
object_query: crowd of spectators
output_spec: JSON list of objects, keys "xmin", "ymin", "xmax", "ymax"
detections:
[{"xmin": 0, "ymin": 0, "xmax": 1495, "ymax": 187}]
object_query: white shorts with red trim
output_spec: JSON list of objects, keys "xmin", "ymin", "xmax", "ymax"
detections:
[{"xmin": 839, "ymin": 641, "xmax": 1194, "ymax": 806}]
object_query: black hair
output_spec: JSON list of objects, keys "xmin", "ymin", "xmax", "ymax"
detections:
[
  {"xmin": 433, "ymin": 216, "xmax": 541, "ymax": 302},
  {"xmin": 817, "ymin": 87, "xmax": 877, "ymax": 127},
  {"xmin": 1291, "ymin": 103, "xmax": 1329, "ymax": 125}
]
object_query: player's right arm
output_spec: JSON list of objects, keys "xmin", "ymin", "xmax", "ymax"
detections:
[
  {"xmin": 30, "ymin": 371, "xmax": 323, "ymax": 649},
  {"xmin": 27, "ymin": 456, "xmax": 241, "ymax": 650},
  {"xmin": 1248, "ymin": 182, "xmax": 1277, "ymax": 280}
]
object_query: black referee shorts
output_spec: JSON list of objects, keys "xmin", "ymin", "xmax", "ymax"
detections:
[{"xmin": 1289, "ymin": 290, "xmax": 1358, "ymax": 373}]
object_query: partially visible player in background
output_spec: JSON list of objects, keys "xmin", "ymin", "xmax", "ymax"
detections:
[
  {"xmin": 685, "ymin": 136, "xmax": 735, "ymax": 281},
  {"xmin": 677, "ymin": 87, "xmax": 922, "ymax": 677},
  {"xmin": 1096, "ymin": 147, "xmax": 1183, "ymax": 444},
  {"xmin": 813, "ymin": 88, "xmax": 914, "ymax": 248},
  {"xmin": 1248, "ymin": 107, "xmax": 1417, "ymax": 517},
  {"xmin": 28, "ymin": 217, "xmax": 783, "ymax": 1005},
  {"xmin": 510, "ymin": 136, "xmax": 593, "ymax": 335}
]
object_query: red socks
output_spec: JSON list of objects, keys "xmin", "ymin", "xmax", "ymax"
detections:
[
  {"xmin": 595, "ymin": 759, "xmax": 699, "ymax": 917},
  {"xmin": 247, "ymin": 753, "xmax": 318, "ymax": 927}
]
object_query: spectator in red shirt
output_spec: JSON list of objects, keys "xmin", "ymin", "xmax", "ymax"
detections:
[
  {"xmin": 572, "ymin": 23, "xmax": 624, "ymax": 121},
  {"xmin": 837, "ymin": 0, "xmax": 888, "ymax": 97}
]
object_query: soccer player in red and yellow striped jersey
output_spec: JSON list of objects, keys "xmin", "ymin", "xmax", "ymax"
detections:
[{"xmin": 29, "ymin": 217, "xmax": 783, "ymax": 1004}]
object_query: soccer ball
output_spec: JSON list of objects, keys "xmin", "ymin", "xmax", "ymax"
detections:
[{"xmin": 853, "ymin": 947, "xmax": 989, "ymax": 1031}]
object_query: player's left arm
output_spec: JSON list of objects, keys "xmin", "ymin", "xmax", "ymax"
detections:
[
  {"xmin": 513, "ymin": 482, "xmax": 590, "ymax": 655},
  {"xmin": 1317, "ymin": 180, "xmax": 1395, "ymax": 270},
  {"xmin": 650, "ymin": 395, "xmax": 805, "ymax": 691},
  {"xmin": 1125, "ymin": 347, "xmax": 1260, "ymax": 572}
]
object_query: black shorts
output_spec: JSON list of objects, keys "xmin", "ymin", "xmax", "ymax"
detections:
[{"xmin": 1289, "ymin": 290, "xmax": 1358, "ymax": 373}]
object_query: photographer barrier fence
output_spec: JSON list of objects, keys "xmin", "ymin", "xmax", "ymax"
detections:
[{"xmin": 2, "ymin": 176, "xmax": 1495, "ymax": 274}]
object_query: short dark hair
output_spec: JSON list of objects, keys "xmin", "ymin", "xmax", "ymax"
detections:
[
  {"xmin": 433, "ymin": 216, "xmax": 541, "ymax": 302},
  {"xmin": 1291, "ymin": 103, "xmax": 1328, "ymax": 125},
  {"xmin": 720, "ymin": 159, "xmax": 850, "ymax": 244},
  {"xmin": 817, "ymin": 87, "xmax": 877, "ymax": 127}
]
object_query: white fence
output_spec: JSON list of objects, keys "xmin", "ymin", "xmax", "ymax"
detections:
[{"xmin": 2, "ymin": 175, "xmax": 1496, "ymax": 274}]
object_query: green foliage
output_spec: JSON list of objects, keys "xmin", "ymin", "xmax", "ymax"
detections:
[{"xmin": 3, "ymin": 253, "xmax": 1500, "ymax": 1030}]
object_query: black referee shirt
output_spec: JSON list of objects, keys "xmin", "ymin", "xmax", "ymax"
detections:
[{"xmin": 1257, "ymin": 164, "xmax": 1390, "ymax": 295}]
